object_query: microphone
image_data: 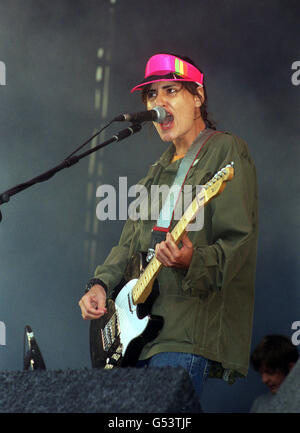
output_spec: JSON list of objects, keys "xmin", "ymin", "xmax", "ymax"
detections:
[
  {"xmin": 114, "ymin": 106, "xmax": 167, "ymax": 124},
  {"xmin": 23, "ymin": 325, "xmax": 46, "ymax": 370}
]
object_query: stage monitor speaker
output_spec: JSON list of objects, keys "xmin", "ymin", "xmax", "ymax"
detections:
[{"xmin": 0, "ymin": 367, "xmax": 202, "ymax": 413}]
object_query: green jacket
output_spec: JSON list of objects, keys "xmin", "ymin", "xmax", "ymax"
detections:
[{"xmin": 94, "ymin": 131, "xmax": 258, "ymax": 380}]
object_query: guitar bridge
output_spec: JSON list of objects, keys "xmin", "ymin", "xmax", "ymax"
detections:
[{"xmin": 101, "ymin": 312, "xmax": 120, "ymax": 352}]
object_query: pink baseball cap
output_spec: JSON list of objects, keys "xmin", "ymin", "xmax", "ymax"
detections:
[{"xmin": 131, "ymin": 54, "xmax": 204, "ymax": 93}]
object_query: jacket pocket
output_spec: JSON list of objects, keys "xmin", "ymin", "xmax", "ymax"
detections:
[{"xmin": 151, "ymin": 294, "xmax": 200, "ymax": 345}]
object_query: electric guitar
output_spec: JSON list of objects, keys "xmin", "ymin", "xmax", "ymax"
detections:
[{"xmin": 89, "ymin": 163, "xmax": 234, "ymax": 369}]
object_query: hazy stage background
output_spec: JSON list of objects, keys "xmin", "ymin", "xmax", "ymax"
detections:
[{"xmin": 0, "ymin": 0, "xmax": 299, "ymax": 413}]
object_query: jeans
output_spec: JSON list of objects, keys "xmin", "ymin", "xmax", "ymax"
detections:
[{"xmin": 136, "ymin": 352, "xmax": 211, "ymax": 400}]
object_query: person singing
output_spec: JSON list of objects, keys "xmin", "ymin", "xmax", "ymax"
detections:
[{"xmin": 79, "ymin": 53, "xmax": 258, "ymax": 400}]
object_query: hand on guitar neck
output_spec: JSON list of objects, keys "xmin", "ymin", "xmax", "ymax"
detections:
[
  {"xmin": 155, "ymin": 232, "xmax": 194, "ymax": 269},
  {"xmin": 79, "ymin": 284, "xmax": 107, "ymax": 320}
]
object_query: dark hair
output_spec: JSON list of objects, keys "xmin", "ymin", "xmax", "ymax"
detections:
[
  {"xmin": 251, "ymin": 335, "xmax": 299, "ymax": 375},
  {"xmin": 141, "ymin": 53, "xmax": 216, "ymax": 130}
]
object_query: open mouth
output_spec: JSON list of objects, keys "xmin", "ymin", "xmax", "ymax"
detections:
[{"xmin": 161, "ymin": 111, "xmax": 174, "ymax": 130}]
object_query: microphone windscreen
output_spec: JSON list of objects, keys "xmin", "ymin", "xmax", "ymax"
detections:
[{"xmin": 152, "ymin": 106, "xmax": 167, "ymax": 123}]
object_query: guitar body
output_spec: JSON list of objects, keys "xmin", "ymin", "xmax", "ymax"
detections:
[{"xmin": 90, "ymin": 253, "xmax": 164, "ymax": 369}]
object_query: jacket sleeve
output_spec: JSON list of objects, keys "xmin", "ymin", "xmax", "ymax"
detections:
[
  {"xmin": 182, "ymin": 133, "xmax": 258, "ymax": 296},
  {"xmin": 93, "ymin": 217, "xmax": 137, "ymax": 298}
]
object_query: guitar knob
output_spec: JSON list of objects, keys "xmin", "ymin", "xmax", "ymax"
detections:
[
  {"xmin": 104, "ymin": 362, "xmax": 114, "ymax": 369},
  {"xmin": 108, "ymin": 357, "xmax": 120, "ymax": 366},
  {"xmin": 112, "ymin": 353, "xmax": 121, "ymax": 361}
]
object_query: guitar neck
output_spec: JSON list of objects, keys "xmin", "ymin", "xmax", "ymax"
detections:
[{"xmin": 132, "ymin": 256, "xmax": 162, "ymax": 304}]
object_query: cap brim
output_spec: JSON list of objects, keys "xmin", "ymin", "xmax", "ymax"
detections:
[{"xmin": 130, "ymin": 73, "xmax": 197, "ymax": 93}]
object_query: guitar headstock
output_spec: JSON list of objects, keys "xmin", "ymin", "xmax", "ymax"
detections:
[{"xmin": 204, "ymin": 162, "xmax": 235, "ymax": 201}]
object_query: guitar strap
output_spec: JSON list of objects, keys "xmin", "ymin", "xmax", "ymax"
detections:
[{"xmin": 146, "ymin": 128, "xmax": 219, "ymax": 262}]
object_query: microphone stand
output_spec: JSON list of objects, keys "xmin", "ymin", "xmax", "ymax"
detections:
[
  {"xmin": 0, "ymin": 123, "xmax": 142, "ymax": 222},
  {"xmin": 23, "ymin": 325, "xmax": 46, "ymax": 371}
]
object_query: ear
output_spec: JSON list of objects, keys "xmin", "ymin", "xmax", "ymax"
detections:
[
  {"xmin": 194, "ymin": 85, "xmax": 204, "ymax": 107},
  {"xmin": 194, "ymin": 97, "xmax": 201, "ymax": 107}
]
